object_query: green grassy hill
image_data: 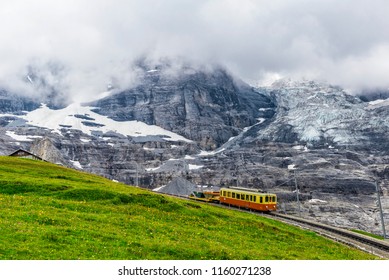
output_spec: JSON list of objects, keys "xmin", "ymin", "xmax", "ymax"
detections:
[{"xmin": 0, "ymin": 156, "xmax": 378, "ymax": 260}]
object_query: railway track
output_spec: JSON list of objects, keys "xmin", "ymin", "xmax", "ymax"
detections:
[
  {"xmin": 162, "ymin": 192, "xmax": 389, "ymax": 258},
  {"xmin": 264, "ymin": 212, "xmax": 389, "ymax": 259},
  {"xmin": 216, "ymin": 202, "xmax": 389, "ymax": 258}
]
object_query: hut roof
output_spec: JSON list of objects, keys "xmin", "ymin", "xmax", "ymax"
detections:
[{"xmin": 8, "ymin": 149, "xmax": 44, "ymax": 161}]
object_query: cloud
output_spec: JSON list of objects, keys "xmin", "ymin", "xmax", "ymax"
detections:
[
  {"xmin": 0, "ymin": 0, "xmax": 389, "ymax": 101},
  {"xmin": 320, "ymin": 44, "xmax": 389, "ymax": 92}
]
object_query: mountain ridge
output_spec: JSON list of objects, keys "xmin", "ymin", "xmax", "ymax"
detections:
[{"xmin": 0, "ymin": 65, "xmax": 388, "ymax": 235}]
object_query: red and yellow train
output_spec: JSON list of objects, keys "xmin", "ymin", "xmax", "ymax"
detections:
[{"xmin": 189, "ymin": 187, "xmax": 277, "ymax": 212}]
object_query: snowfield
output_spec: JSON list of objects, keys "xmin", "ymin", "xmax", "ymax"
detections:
[
  {"xmin": 6, "ymin": 131, "xmax": 42, "ymax": 142},
  {"xmin": 17, "ymin": 103, "xmax": 192, "ymax": 143}
]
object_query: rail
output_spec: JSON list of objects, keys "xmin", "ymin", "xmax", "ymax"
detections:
[
  {"xmin": 159, "ymin": 191, "xmax": 389, "ymax": 258},
  {"xmin": 266, "ymin": 212, "xmax": 389, "ymax": 258}
]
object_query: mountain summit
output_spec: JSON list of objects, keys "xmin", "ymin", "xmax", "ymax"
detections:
[{"xmin": 88, "ymin": 65, "xmax": 275, "ymax": 150}]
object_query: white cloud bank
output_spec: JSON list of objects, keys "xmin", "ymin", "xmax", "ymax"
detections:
[{"xmin": 1, "ymin": 0, "xmax": 389, "ymax": 100}]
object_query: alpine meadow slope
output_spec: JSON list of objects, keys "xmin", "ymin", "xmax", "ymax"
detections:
[{"xmin": 0, "ymin": 157, "xmax": 378, "ymax": 260}]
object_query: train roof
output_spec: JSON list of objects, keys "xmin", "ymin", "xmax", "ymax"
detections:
[{"xmin": 220, "ymin": 186, "xmax": 276, "ymax": 195}]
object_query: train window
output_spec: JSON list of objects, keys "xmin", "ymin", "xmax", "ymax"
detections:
[
  {"xmin": 232, "ymin": 193, "xmax": 236, "ymax": 198},
  {"xmin": 227, "ymin": 192, "xmax": 231, "ymax": 198},
  {"xmin": 245, "ymin": 195, "xmax": 249, "ymax": 200},
  {"xmin": 236, "ymin": 194, "xmax": 240, "ymax": 199},
  {"xmin": 254, "ymin": 196, "xmax": 257, "ymax": 202},
  {"xmin": 265, "ymin": 196, "xmax": 269, "ymax": 202},
  {"xmin": 250, "ymin": 195, "xmax": 253, "ymax": 201},
  {"xmin": 272, "ymin": 196, "xmax": 276, "ymax": 202},
  {"xmin": 222, "ymin": 191, "xmax": 226, "ymax": 196},
  {"xmin": 260, "ymin": 197, "xmax": 263, "ymax": 203}
]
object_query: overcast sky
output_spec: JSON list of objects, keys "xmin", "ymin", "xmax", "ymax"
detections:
[{"xmin": 1, "ymin": 0, "xmax": 389, "ymax": 101}]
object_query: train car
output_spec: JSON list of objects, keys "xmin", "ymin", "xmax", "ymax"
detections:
[
  {"xmin": 189, "ymin": 190, "xmax": 220, "ymax": 203},
  {"xmin": 219, "ymin": 187, "xmax": 277, "ymax": 212}
]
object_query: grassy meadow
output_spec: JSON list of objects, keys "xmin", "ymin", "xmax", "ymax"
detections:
[{"xmin": 0, "ymin": 156, "xmax": 379, "ymax": 260}]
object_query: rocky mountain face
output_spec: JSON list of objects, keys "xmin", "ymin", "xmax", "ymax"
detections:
[
  {"xmin": 88, "ymin": 67, "xmax": 275, "ymax": 150},
  {"xmin": 0, "ymin": 89, "xmax": 40, "ymax": 114},
  {"xmin": 0, "ymin": 64, "xmax": 388, "ymax": 236}
]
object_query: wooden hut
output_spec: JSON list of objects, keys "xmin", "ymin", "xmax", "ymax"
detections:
[{"xmin": 8, "ymin": 149, "xmax": 43, "ymax": 161}]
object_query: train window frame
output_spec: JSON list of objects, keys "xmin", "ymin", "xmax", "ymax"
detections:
[
  {"xmin": 254, "ymin": 196, "xmax": 257, "ymax": 202},
  {"xmin": 265, "ymin": 196, "xmax": 269, "ymax": 203},
  {"xmin": 237, "ymin": 194, "xmax": 241, "ymax": 199},
  {"xmin": 260, "ymin": 196, "xmax": 263, "ymax": 203},
  {"xmin": 250, "ymin": 195, "xmax": 253, "ymax": 201},
  {"xmin": 272, "ymin": 196, "xmax": 276, "ymax": 202},
  {"xmin": 232, "ymin": 192, "xmax": 236, "ymax": 199}
]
